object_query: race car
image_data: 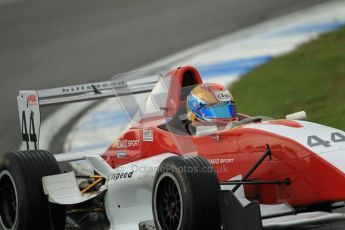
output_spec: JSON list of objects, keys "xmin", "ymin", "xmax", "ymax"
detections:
[{"xmin": 1, "ymin": 66, "xmax": 345, "ymax": 230}]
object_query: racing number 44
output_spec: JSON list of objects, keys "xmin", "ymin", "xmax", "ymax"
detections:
[{"xmin": 308, "ymin": 132, "xmax": 345, "ymax": 148}]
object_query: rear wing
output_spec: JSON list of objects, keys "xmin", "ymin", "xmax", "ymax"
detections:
[{"xmin": 17, "ymin": 78, "xmax": 156, "ymax": 150}]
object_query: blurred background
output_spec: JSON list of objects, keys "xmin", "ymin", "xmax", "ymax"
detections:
[{"xmin": 0, "ymin": 0, "xmax": 330, "ymax": 153}]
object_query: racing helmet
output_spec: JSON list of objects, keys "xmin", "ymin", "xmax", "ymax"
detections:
[{"xmin": 186, "ymin": 83, "xmax": 237, "ymax": 125}]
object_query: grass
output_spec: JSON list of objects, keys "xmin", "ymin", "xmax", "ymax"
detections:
[{"xmin": 230, "ymin": 26, "xmax": 345, "ymax": 130}]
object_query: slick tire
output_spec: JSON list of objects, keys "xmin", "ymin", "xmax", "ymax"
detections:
[
  {"xmin": 152, "ymin": 155, "xmax": 221, "ymax": 230},
  {"xmin": 0, "ymin": 150, "xmax": 66, "ymax": 230}
]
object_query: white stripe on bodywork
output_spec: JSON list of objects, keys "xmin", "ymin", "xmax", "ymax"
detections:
[
  {"xmin": 243, "ymin": 121, "xmax": 345, "ymax": 174},
  {"xmin": 243, "ymin": 121, "xmax": 345, "ymax": 154}
]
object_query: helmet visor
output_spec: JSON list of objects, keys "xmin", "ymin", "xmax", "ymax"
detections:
[{"xmin": 201, "ymin": 101, "xmax": 236, "ymax": 119}]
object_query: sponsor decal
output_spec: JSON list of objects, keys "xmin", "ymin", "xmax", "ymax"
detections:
[
  {"xmin": 60, "ymin": 81, "xmax": 125, "ymax": 94},
  {"xmin": 27, "ymin": 95, "xmax": 37, "ymax": 105},
  {"xmin": 209, "ymin": 158, "xmax": 235, "ymax": 165},
  {"xmin": 128, "ymin": 140, "xmax": 140, "ymax": 147},
  {"xmin": 108, "ymin": 171, "xmax": 134, "ymax": 181},
  {"xmin": 143, "ymin": 129, "xmax": 154, "ymax": 142},
  {"xmin": 114, "ymin": 139, "xmax": 140, "ymax": 149},
  {"xmin": 116, "ymin": 140, "xmax": 127, "ymax": 148},
  {"xmin": 215, "ymin": 91, "xmax": 232, "ymax": 102},
  {"xmin": 217, "ymin": 92, "xmax": 230, "ymax": 99},
  {"xmin": 116, "ymin": 152, "xmax": 128, "ymax": 158}
]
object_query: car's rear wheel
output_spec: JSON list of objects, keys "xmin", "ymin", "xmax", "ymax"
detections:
[
  {"xmin": 0, "ymin": 170, "xmax": 17, "ymax": 229},
  {"xmin": 0, "ymin": 150, "xmax": 66, "ymax": 230},
  {"xmin": 152, "ymin": 155, "xmax": 221, "ymax": 230}
]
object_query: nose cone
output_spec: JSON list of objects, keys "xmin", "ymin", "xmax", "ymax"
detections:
[{"xmin": 288, "ymin": 152, "xmax": 345, "ymax": 206}]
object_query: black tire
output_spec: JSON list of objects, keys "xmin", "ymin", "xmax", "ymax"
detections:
[
  {"xmin": 0, "ymin": 150, "xmax": 66, "ymax": 230},
  {"xmin": 152, "ymin": 155, "xmax": 221, "ymax": 230}
]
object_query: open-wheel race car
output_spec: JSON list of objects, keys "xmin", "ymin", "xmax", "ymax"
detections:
[{"xmin": 2, "ymin": 66, "xmax": 345, "ymax": 230}]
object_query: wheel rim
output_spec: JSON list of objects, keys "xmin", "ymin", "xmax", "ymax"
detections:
[
  {"xmin": 0, "ymin": 171, "xmax": 18, "ymax": 230},
  {"xmin": 155, "ymin": 173, "xmax": 183, "ymax": 230}
]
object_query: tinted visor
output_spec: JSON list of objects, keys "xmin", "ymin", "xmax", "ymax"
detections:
[{"xmin": 201, "ymin": 101, "xmax": 236, "ymax": 119}]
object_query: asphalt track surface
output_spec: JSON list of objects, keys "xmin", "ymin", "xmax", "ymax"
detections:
[{"xmin": 0, "ymin": 0, "xmax": 340, "ymax": 229}]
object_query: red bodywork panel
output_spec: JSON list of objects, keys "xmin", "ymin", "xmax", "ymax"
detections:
[{"xmin": 101, "ymin": 66, "xmax": 345, "ymax": 208}]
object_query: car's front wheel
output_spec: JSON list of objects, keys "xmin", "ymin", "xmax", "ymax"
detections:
[{"xmin": 152, "ymin": 155, "xmax": 221, "ymax": 230}]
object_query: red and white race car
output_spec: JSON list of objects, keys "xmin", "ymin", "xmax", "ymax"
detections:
[{"xmin": 1, "ymin": 66, "xmax": 345, "ymax": 230}]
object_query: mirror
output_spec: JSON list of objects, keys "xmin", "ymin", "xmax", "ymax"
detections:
[{"xmin": 286, "ymin": 111, "xmax": 307, "ymax": 121}]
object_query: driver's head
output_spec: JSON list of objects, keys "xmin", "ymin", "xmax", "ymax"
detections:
[{"xmin": 186, "ymin": 83, "xmax": 237, "ymax": 125}]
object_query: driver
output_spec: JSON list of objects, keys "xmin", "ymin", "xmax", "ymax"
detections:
[{"xmin": 186, "ymin": 83, "xmax": 238, "ymax": 131}]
